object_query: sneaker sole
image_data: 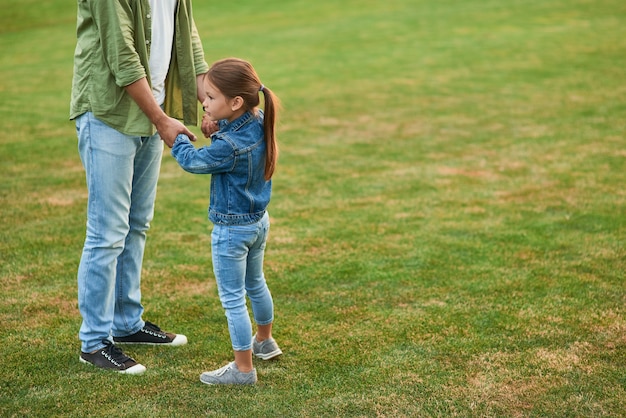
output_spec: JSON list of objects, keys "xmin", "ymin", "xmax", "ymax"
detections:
[
  {"xmin": 253, "ymin": 348, "xmax": 283, "ymax": 360},
  {"xmin": 199, "ymin": 374, "xmax": 257, "ymax": 385},
  {"xmin": 79, "ymin": 357, "xmax": 147, "ymax": 375},
  {"xmin": 199, "ymin": 378, "xmax": 257, "ymax": 386},
  {"xmin": 113, "ymin": 334, "xmax": 188, "ymax": 347}
]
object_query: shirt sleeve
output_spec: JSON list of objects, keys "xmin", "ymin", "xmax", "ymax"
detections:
[
  {"xmin": 171, "ymin": 134, "xmax": 237, "ymax": 174},
  {"xmin": 190, "ymin": 18, "xmax": 209, "ymax": 75},
  {"xmin": 91, "ymin": 0, "xmax": 147, "ymax": 87}
]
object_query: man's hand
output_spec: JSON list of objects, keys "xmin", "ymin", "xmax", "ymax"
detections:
[{"xmin": 156, "ymin": 116, "xmax": 197, "ymax": 148}]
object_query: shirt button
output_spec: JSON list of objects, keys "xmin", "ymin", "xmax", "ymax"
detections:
[
  {"xmin": 147, "ymin": 14, "xmax": 151, "ymax": 19},
  {"xmin": 146, "ymin": 40, "xmax": 151, "ymax": 45}
]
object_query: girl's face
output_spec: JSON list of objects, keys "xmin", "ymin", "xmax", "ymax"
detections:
[{"xmin": 202, "ymin": 79, "xmax": 243, "ymax": 122}]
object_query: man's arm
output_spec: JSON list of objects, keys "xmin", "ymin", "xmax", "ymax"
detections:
[
  {"xmin": 125, "ymin": 77, "xmax": 197, "ymax": 147},
  {"xmin": 196, "ymin": 73, "xmax": 207, "ymax": 103}
]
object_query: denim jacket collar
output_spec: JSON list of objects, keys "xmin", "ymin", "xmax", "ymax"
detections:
[{"xmin": 217, "ymin": 110, "xmax": 259, "ymax": 134}]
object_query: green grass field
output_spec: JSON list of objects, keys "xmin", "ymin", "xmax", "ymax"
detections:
[{"xmin": 1, "ymin": 0, "xmax": 625, "ymax": 416}]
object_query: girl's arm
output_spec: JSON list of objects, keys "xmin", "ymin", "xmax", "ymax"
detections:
[{"xmin": 171, "ymin": 134, "xmax": 235, "ymax": 174}]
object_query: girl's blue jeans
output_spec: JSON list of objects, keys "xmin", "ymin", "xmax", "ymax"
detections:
[
  {"xmin": 76, "ymin": 112, "xmax": 163, "ymax": 353},
  {"xmin": 211, "ymin": 211, "xmax": 275, "ymax": 351}
]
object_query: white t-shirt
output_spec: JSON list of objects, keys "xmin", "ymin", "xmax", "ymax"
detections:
[{"xmin": 148, "ymin": 0, "xmax": 177, "ymax": 106}]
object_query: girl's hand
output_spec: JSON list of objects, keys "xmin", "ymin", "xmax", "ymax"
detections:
[{"xmin": 201, "ymin": 114, "xmax": 218, "ymax": 138}]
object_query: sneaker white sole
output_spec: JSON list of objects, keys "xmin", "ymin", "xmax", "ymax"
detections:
[
  {"xmin": 114, "ymin": 334, "xmax": 188, "ymax": 346},
  {"xmin": 79, "ymin": 357, "xmax": 147, "ymax": 375},
  {"xmin": 253, "ymin": 348, "xmax": 283, "ymax": 360},
  {"xmin": 170, "ymin": 334, "xmax": 188, "ymax": 346}
]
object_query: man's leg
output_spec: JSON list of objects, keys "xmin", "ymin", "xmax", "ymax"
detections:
[
  {"xmin": 112, "ymin": 132, "xmax": 163, "ymax": 336},
  {"xmin": 76, "ymin": 112, "xmax": 140, "ymax": 353}
]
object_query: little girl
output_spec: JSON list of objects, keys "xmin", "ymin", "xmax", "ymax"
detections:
[{"xmin": 171, "ymin": 58, "xmax": 282, "ymax": 385}]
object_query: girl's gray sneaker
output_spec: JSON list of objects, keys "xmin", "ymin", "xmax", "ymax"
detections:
[
  {"xmin": 200, "ymin": 362, "xmax": 257, "ymax": 385},
  {"xmin": 252, "ymin": 334, "xmax": 283, "ymax": 360}
]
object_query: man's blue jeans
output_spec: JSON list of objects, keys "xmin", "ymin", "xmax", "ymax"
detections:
[
  {"xmin": 76, "ymin": 112, "xmax": 163, "ymax": 353},
  {"xmin": 211, "ymin": 212, "xmax": 275, "ymax": 351}
]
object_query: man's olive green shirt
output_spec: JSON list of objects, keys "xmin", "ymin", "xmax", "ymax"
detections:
[{"xmin": 70, "ymin": 0, "xmax": 209, "ymax": 136}]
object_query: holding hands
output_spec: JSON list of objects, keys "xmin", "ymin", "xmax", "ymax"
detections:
[{"xmin": 156, "ymin": 116, "xmax": 197, "ymax": 148}]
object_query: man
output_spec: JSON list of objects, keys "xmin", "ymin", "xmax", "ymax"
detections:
[{"xmin": 70, "ymin": 0, "xmax": 209, "ymax": 374}]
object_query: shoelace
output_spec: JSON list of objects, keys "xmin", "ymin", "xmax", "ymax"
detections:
[
  {"xmin": 144, "ymin": 321, "xmax": 163, "ymax": 332},
  {"xmin": 101, "ymin": 340, "xmax": 131, "ymax": 363},
  {"xmin": 213, "ymin": 363, "xmax": 234, "ymax": 376},
  {"xmin": 142, "ymin": 321, "xmax": 169, "ymax": 339}
]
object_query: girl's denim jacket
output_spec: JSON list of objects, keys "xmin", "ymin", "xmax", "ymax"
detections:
[{"xmin": 171, "ymin": 110, "xmax": 271, "ymax": 225}]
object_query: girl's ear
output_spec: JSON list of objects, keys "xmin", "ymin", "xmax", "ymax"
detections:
[{"xmin": 231, "ymin": 96, "xmax": 244, "ymax": 111}]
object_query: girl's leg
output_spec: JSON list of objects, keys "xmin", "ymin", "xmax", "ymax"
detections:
[
  {"xmin": 255, "ymin": 323, "xmax": 274, "ymax": 342},
  {"xmin": 211, "ymin": 223, "xmax": 257, "ymax": 371},
  {"xmin": 233, "ymin": 350, "xmax": 254, "ymax": 373},
  {"xmin": 245, "ymin": 213, "xmax": 275, "ymax": 335}
]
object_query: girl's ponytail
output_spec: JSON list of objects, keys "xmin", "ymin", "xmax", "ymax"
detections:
[{"xmin": 260, "ymin": 85, "xmax": 279, "ymax": 180}]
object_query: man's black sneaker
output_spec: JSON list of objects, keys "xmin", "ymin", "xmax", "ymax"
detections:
[
  {"xmin": 79, "ymin": 340, "xmax": 146, "ymax": 375},
  {"xmin": 113, "ymin": 321, "xmax": 188, "ymax": 346}
]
